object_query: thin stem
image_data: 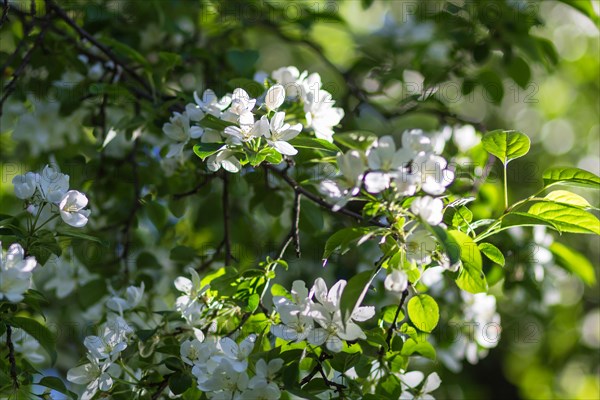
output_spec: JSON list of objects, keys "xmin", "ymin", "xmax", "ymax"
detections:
[
  {"xmin": 504, "ymin": 164, "xmax": 508, "ymax": 210},
  {"xmin": 35, "ymin": 213, "xmax": 58, "ymax": 231},
  {"xmin": 222, "ymin": 173, "xmax": 233, "ymax": 265}
]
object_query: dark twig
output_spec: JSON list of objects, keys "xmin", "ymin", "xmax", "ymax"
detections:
[
  {"xmin": 221, "ymin": 173, "xmax": 233, "ymax": 265},
  {"xmin": 264, "ymin": 164, "xmax": 387, "ymax": 228},
  {"xmin": 0, "ymin": 0, "xmax": 9, "ymax": 27},
  {"xmin": 0, "ymin": 15, "xmax": 51, "ymax": 117},
  {"xmin": 120, "ymin": 139, "xmax": 141, "ymax": 270},
  {"xmin": 150, "ymin": 377, "xmax": 169, "ymax": 400},
  {"xmin": 173, "ymin": 173, "xmax": 217, "ymax": 199},
  {"xmin": 300, "ymin": 352, "xmax": 345, "ymax": 394},
  {"xmin": 380, "ymin": 288, "xmax": 410, "ymax": 356},
  {"xmin": 45, "ymin": 0, "xmax": 154, "ymax": 100},
  {"xmin": 6, "ymin": 324, "xmax": 19, "ymax": 389},
  {"xmin": 291, "ymin": 192, "xmax": 302, "ymax": 258}
]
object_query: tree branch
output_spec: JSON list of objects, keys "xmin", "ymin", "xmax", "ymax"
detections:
[
  {"xmin": 380, "ymin": 288, "xmax": 410, "ymax": 356},
  {"xmin": 0, "ymin": 12, "xmax": 51, "ymax": 117},
  {"xmin": 45, "ymin": 0, "xmax": 154, "ymax": 100},
  {"xmin": 263, "ymin": 164, "xmax": 387, "ymax": 228},
  {"xmin": 6, "ymin": 324, "xmax": 19, "ymax": 389},
  {"xmin": 300, "ymin": 352, "xmax": 345, "ymax": 394}
]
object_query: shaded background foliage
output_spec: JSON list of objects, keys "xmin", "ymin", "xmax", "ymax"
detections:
[{"xmin": 0, "ymin": 0, "xmax": 598, "ymax": 399}]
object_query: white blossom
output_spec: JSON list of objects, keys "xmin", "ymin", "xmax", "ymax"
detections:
[
  {"xmin": 307, "ymin": 278, "xmax": 375, "ymax": 352},
  {"xmin": 106, "ymin": 282, "xmax": 145, "ymax": 313},
  {"xmin": 406, "ymin": 230, "xmax": 437, "ymax": 265},
  {"xmin": 399, "ymin": 371, "xmax": 441, "ymax": 400},
  {"xmin": 385, "ymin": 269, "xmax": 408, "ymax": 293},
  {"xmin": 265, "ymin": 112, "xmax": 302, "ymax": 156},
  {"xmin": 319, "ymin": 150, "xmax": 366, "ymax": 211},
  {"xmin": 264, "ymin": 84, "xmax": 285, "ymax": 111},
  {"xmin": 453, "ymin": 124, "xmax": 480, "ymax": 152},
  {"xmin": 175, "ymin": 269, "xmax": 210, "ymax": 324},
  {"xmin": 0, "ymin": 243, "xmax": 37, "ymax": 303},
  {"xmin": 194, "ymin": 89, "xmax": 232, "ymax": 117},
  {"xmin": 67, "ymin": 357, "xmax": 120, "ymax": 400},
  {"xmin": 411, "ymin": 196, "xmax": 444, "ymax": 225},
  {"xmin": 38, "ymin": 165, "xmax": 69, "ymax": 204},
  {"xmin": 12, "ymin": 172, "xmax": 38, "ymax": 199},
  {"xmin": 304, "ymin": 89, "xmax": 344, "ymax": 142},
  {"xmin": 59, "ymin": 190, "xmax": 91, "ymax": 228},
  {"xmin": 207, "ymin": 149, "xmax": 242, "ymax": 173}
]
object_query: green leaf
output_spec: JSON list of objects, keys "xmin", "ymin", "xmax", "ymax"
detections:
[
  {"xmin": 542, "ymin": 167, "xmax": 600, "ymax": 189},
  {"xmin": 322, "ymin": 227, "xmax": 379, "ymax": 262},
  {"xmin": 501, "ymin": 212, "xmax": 561, "ymax": 231},
  {"xmin": 478, "ymin": 69, "xmax": 504, "ymax": 104},
  {"xmin": 289, "ymin": 137, "xmax": 341, "ymax": 154},
  {"xmin": 198, "ymin": 114, "xmax": 236, "ymax": 131},
  {"xmin": 192, "ymin": 142, "xmax": 224, "ymax": 161},
  {"xmin": 78, "ymin": 278, "xmax": 108, "ymax": 310},
  {"xmin": 481, "ymin": 130, "xmax": 531, "ymax": 165},
  {"xmin": 339, "ymin": 270, "xmax": 377, "ymax": 326},
  {"xmin": 169, "ymin": 372, "xmax": 192, "ymax": 395},
  {"xmin": 55, "ymin": 229, "xmax": 103, "ymax": 244},
  {"xmin": 407, "ymin": 294, "xmax": 439, "ymax": 333},
  {"xmin": 550, "ymin": 242, "xmax": 596, "ymax": 285},
  {"xmin": 426, "ymin": 225, "xmax": 461, "ymax": 267},
  {"xmin": 400, "ymin": 338, "xmax": 436, "ymax": 360},
  {"xmin": 544, "ymin": 190, "xmax": 592, "ymax": 209},
  {"xmin": 449, "ymin": 231, "xmax": 487, "ymax": 293},
  {"xmin": 506, "ymin": 56, "xmax": 531, "ymax": 88},
  {"xmin": 38, "ymin": 377, "xmax": 74, "ymax": 398},
  {"xmin": 10, "ymin": 317, "xmax": 57, "ymax": 365},
  {"xmin": 527, "ymin": 202, "xmax": 600, "ymax": 235},
  {"xmin": 478, "ymin": 243, "xmax": 506, "ymax": 266},
  {"xmin": 226, "ymin": 49, "xmax": 259, "ymax": 77}
]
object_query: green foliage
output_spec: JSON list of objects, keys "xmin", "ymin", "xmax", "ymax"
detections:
[
  {"xmin": 482, "ymin": 130, "xmax": 531, "ymax": 165},
  {"xmin": 407, "ymin": 294, "xmax": 439, "ymax": 333}
]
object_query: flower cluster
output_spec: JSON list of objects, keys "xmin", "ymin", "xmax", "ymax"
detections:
[
  {"xmin": 181, "ymin": 332, "xmax": 283, "ymax": 399},
  {"xmin": 319, "ymin": 130, "xmax": 454, "ymax": 211},
  {"xmin": 162, "ymin": 66, "xmax": 344, "ymax": 171},
  {"xmin": 67, "ymin": 316, "xmax": 134, "ymax": 400},
  {"xmin": 12, "ymin": 165, "xmax": 91, "ymax": 228},
  {"xmin": 271, "ymin": 278, "xmax": 374, "ymax": 353},
  {"xmin": 0, "ymin": 243, "xmax": 37, "ymax": 302}
]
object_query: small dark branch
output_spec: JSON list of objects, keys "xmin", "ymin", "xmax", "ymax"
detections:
[
  {"xmin": 150, "ymin": 377, "xmax": 169, "ymax": 400},
  {"xmin": 292, "ymin": 192, "xmax": 302, "ymax": 258},
  {"xmin": 0, "ymin": 15, "xmax": 51, "ymax": 117},
  {"xmin": 226, "ymin": 312, "xmax": 251, "ymax": 338},
  {"xmin": 300, "ymin": 352, "xmax": 344, "ymax": 394},
  {"xmin": 120, "ymin": 139, "xmax": 141, "ymax": 268},
  {"xmin": 264, "ymin": 164, "xmax": 387, "ymax": 228},
  {"xmin": 45, "ymin": 0, "xmax": 154, "ymax": 100},
  {"xmin": 196, "ymin": 239, "xmax": 225, "ymax": 272},
  {"xmin": 173, "ymin": 174, "xmax": 216, "ymax": 199},
  {"xmin": 221, "ymin": 173, "xmax": 233, "ymax": 265},
  {"xmin": 0, "ymin": 0, "xmax": 8, "ymax": 27},
  {"xmin": 6, "ymin": 324, "xmax": 19, "ymax": 389},
  {"xmin": 380, "ymin": 288, "xmax": 410, "ymax": 356}
]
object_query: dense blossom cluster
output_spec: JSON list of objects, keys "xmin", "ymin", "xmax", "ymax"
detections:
[
  {"xmin": 12, "ymin": 165, "xmax": 91, "ymax": 228},
  {"xmin": 162, "ymin": 66, "xmax": 344, "ymax": 169}
]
